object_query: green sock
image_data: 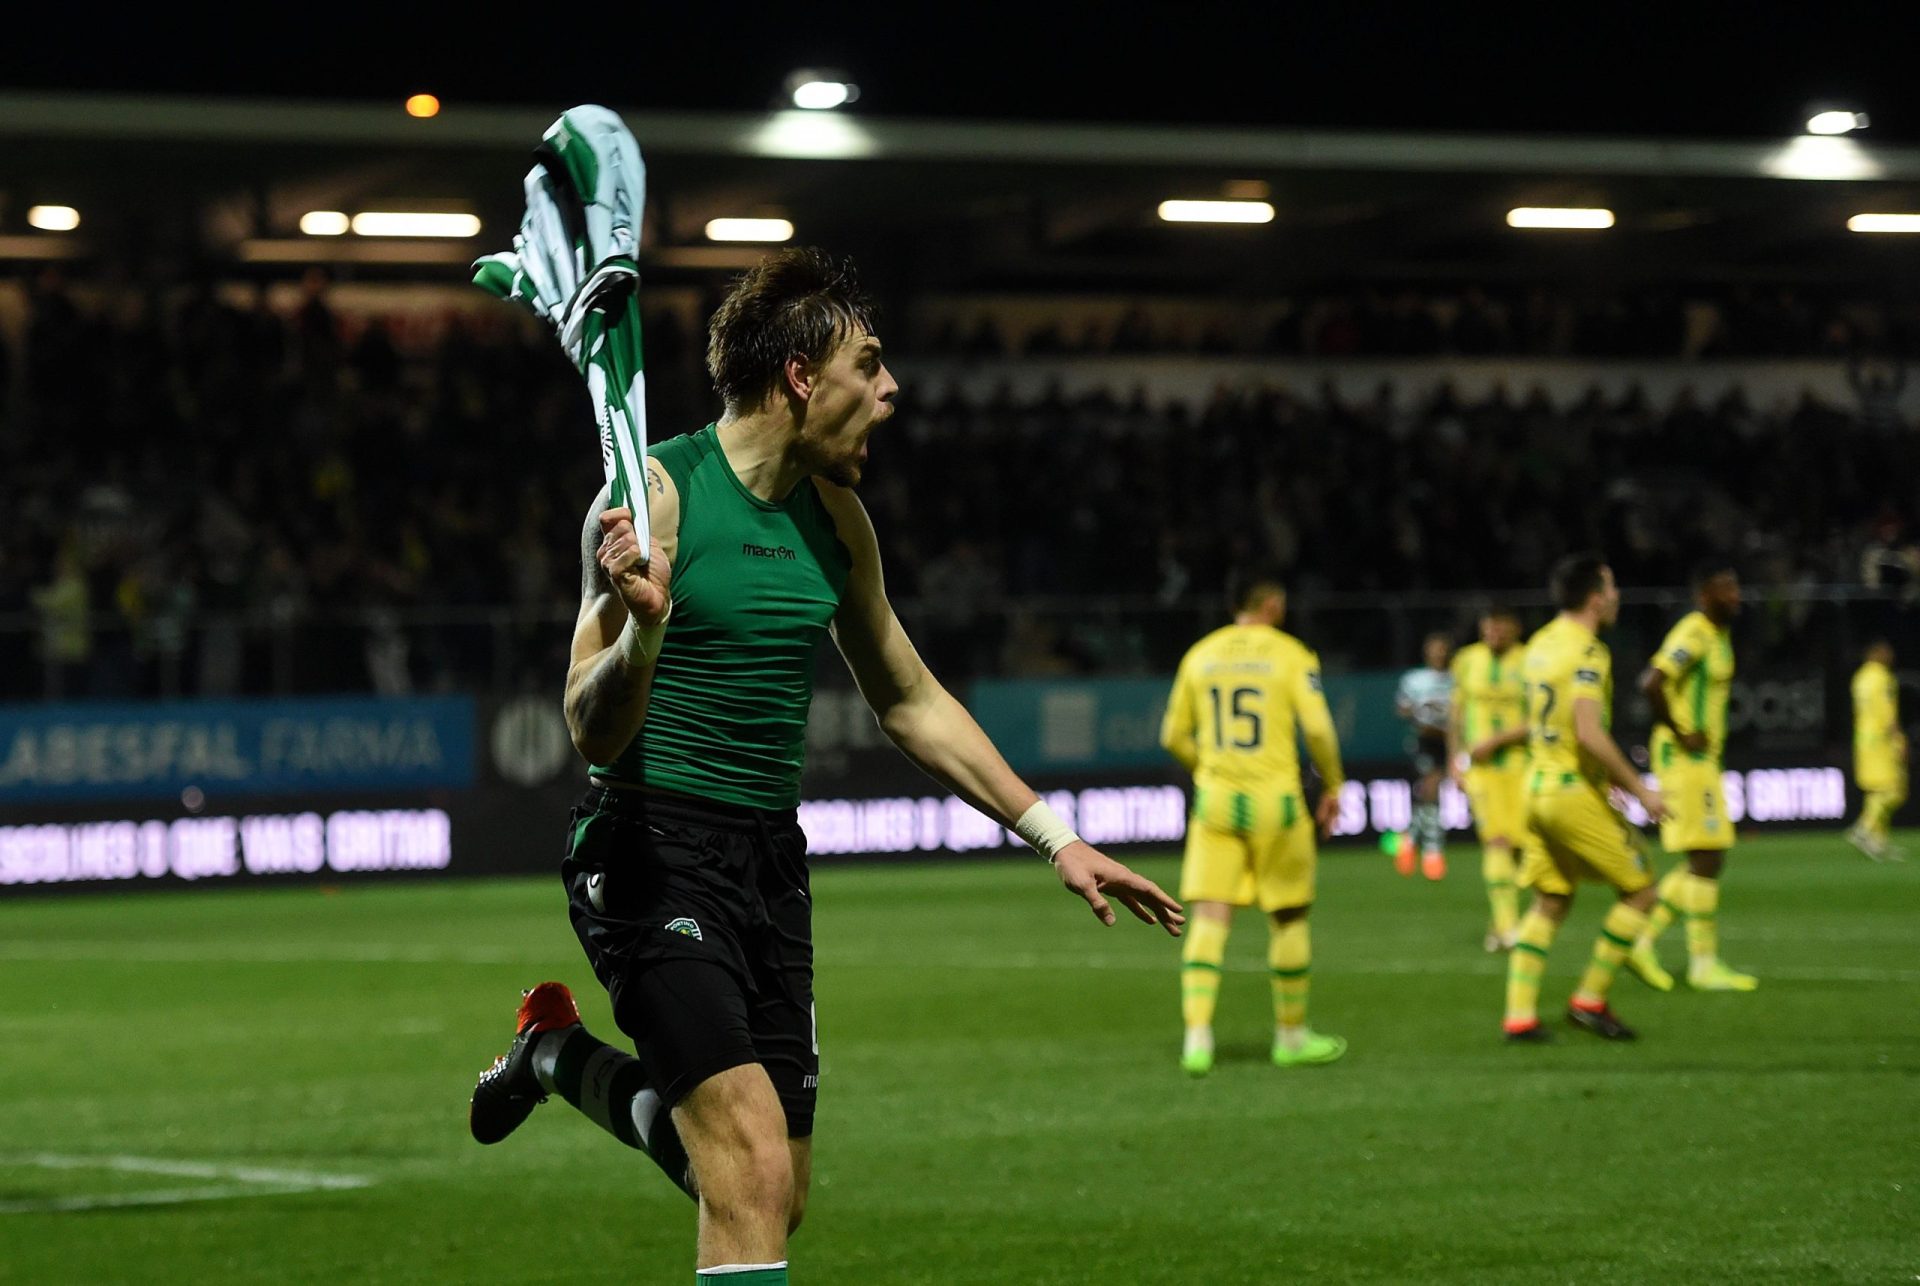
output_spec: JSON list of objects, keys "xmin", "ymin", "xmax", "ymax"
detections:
[
  {"xmin": 696, "ymin": 1267, "xmax": 788, "ymax": 1283},
  {"xmin": 539, "ymin": 1026, "xmax": 695, "ymax": 1199}
]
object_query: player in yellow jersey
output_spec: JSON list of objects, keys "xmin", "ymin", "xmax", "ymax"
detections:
[
  {"xmin": 1846, "ymin": 639, "xmax": 1907, "ymax": 861},
  {"xmin": 1502, "ymin": 554, "xmax": 1668, "ymax": 1043},
  {"xmin": 1161, "ymin": 575, "xmax": 1346, "ymax": 1075},
  {"xmin": 1626, "ymin": 562, "xmax": 1756, "ymax": 992},
  {"xmin": 1448, "ymin": 607, "xmax": 1530, "ymax": 952}
]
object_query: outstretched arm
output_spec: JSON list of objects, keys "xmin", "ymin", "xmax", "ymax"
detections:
[{"xmin": 820, "ymin": 484, "xmax": 1183, "ymax": 935}]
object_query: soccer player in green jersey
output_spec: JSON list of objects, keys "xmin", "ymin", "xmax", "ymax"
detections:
[{"xmin": 467, "ymin": 248, "xmax": 1183, "ymax": 1286}]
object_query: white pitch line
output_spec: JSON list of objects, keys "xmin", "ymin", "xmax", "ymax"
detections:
[
  {"xmin": 0, "ymin": 1184, "xmax": 337, "ymax": 1216},
  {"xmin": 0, "ymin": 1154, "xmax": 373, "ymax": 1216},
  {"xmin": 0, "ymin": 942, "xmax": 534, "ymax": 965}
]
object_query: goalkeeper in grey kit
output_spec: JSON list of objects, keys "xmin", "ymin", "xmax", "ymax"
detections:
[
  {"xmin": 464, "ymin": 108, "xmax": 1184, "ymax": 1286},
  {"xmin": 1395, "ymin": 632, "xmax": 1455, "ymax": 880}
]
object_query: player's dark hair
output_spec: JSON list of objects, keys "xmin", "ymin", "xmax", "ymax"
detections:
[
  {"xmin": 1482, "ymin": 604, "xmax": 1521, "ymax": 624},
  {"xmin": 1690, "ymin": 557, "xmax": 1738, "ymax": 590},
  {"xmin": 1549, "ymin": 552, "xmax": 1610, "ymax": 611},
  {"xmin": 706, "ymin": 247, "xmax": 878, "ymax": 415},
  {"xmin": 1229, "ymin": 567, "xmax": 1286, "ymax": 613}
]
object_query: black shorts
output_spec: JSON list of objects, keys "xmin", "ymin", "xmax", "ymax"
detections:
[
  {"xmin": 1410, "ymin": 733, "xmax": 1448, "ymax": 782},
  {"xmin": 561, "ymin": 785, "xmax": 817, "ymax": 1137}
]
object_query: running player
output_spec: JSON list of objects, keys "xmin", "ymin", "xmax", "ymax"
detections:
[
  {"xmin": 1449, "ymin": 607, "xmax": 1530, "ymax": 951},
  {"xmin": 1502, "ymin": 554, "xmax": 1668, "ymax": 1043},
  {"xmin": 1161, "ymin": 575, "xmax": 1347, "ymax": 1074},
  {"xmin": 1395, "ymin": 632, "xmax": 1454, "ymax": 880},
  {"xmin": 1627, "ymin": 562, "xmax": 1756, "ymax": 992},
  {"xmin": 466, "ymin": 249, "xmax": 1182, "ymax": 1286},
  {"xmin": 1846, "ymin": 639, "xmax": 1907, "ymax": 861}
]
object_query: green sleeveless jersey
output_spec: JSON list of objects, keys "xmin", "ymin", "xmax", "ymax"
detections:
[{"xmin": 592, "ymin": 425, "xmax": 853, "ymax": 809}]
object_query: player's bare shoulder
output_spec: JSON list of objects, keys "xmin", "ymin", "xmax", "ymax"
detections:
[{"xmin": 810, "ymin": 477, "xmax": 880, "ymax": 568}]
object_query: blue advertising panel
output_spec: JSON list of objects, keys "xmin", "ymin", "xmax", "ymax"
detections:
[
  {"xmin": 968, "ymin": 673, "xmax": 1409, "ymax": 774},
  {"xmin": 0, "ymin": 696, "xmax": 475, "ymax": 804}
]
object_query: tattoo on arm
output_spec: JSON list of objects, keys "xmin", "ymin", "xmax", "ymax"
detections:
[
  {"xmin": 647, "ymin": 463, "xmax": 665, "ymax": 496},
  {"xmin": 570, "ymin": 646, "xmax": 648, "ymax": 746},
  {"xmin": 580, "ymin": 482, "xmax": 613, "ymax": 598}
]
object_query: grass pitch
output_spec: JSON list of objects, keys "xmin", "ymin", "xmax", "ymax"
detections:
[{"xmin": 0, "ymin": 833, "xmax": 1914, "ymax": 1284}]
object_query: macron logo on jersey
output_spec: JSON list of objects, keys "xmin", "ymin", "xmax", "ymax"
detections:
[{"xmin": 742, "ymin": 542, "xmax": 798, "ymax": 561}]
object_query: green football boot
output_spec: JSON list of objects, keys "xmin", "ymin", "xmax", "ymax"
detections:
[{"xmin": 1271, "ymin": 1031, "xmax": 1348, "ymax": 1068}]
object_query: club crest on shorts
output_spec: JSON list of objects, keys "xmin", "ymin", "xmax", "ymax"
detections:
[{"xmin": 664, "ymin": 917, "xmax": 703, "ymax": 941}]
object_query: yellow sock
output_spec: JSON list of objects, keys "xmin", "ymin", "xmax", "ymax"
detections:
[
  {"xmin": 1268, "ymin": 919, "xmax": 1310, "ymax": 1035},
  {"xmin": 1862, "ymin": 792, "xmax": 1896, "ymax": 844},
  {"xmin": 1639, "ymin": 865, "xmax": 1688, "ymax": 947},
  {"xmin": 1685, "ymin": 874, "xmax": 1721, "ymax": 969},
  {"xmin": 1573, "ymin": 903, "xmax": 1650, "ymax": 1008},
  {"xmin": 1181, "ymin": 916, "xmax": 1230, "ymax": 1030},
  {"xmin": 1504, "ymin": 909, "xmax": 1558, "ymax": 1030},
  {"xmin": 1482, "ymin": 843, "xmax": 1518, "ymax": 937}
]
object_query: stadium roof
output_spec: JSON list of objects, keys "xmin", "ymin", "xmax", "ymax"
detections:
[
  {"xmin": 3, "ymin": 94, "xmax": 1919, "ymax": 291},
  {"xmin": 2, "ymin": 4, "xmax": 1916, "ymax": 143},
  {"xmin": 7, "ymin": 93, "xmax": 1920, "ymax": 180}
]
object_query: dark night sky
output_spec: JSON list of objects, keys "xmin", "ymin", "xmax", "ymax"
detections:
[{"xmin": 4, "ymin": 2, "xmax": 1913, "ymax": 142}]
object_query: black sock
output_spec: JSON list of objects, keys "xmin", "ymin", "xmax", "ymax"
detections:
[{"xmin": 538, "ymin": 1026, "xmax": 695, "ymax": 1200}]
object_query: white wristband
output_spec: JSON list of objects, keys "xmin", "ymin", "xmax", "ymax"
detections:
[
  {"xmin": 1014, "ymin": 800, "xmax": 1081, "ymax": 864},
  {"xmin": 618, "ymin": 599, "xmax": 673, "ymax": 667}
]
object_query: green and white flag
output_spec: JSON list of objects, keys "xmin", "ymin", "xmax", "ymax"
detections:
[{"xmin": 475, "ymin": 105, "xmax": 651, "ymax": 548}]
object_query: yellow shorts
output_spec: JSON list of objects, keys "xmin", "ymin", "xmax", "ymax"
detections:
[
  {"xmin": 1464, "ymin": 765, "xmax": 1529, "ymax": 847},
  {"xmin": 1655, "ymin": 756, "xmax": 1734, "ymax": 854},
  {"xmin": 1857, "ymin": 756, "xmax": 1908, "ymax": 803},
  {"xmin": 1519, "ymin": 780, "xmax": 1654, "ymax": 897},
  {"xmin": 1180, "ymin": 789, "xmax": 1316, "ymax": 911}
]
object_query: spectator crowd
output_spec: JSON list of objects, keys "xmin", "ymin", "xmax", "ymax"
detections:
[
  {"xmin": 2, "ymin": 271, "xmax": 1916, "ymax": 701},
  {"xmin": 920, "ymin": 286, "xmax": 1920, "ymax": 362}
]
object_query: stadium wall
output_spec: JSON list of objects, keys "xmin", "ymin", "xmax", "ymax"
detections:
[{"xmin": 0, "ymin": 684, "xmax": 1876, "ymax": 895}]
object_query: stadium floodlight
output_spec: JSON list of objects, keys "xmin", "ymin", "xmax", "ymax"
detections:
[
  {"xmin": 1157, "ymin": 199, "xmax": 1276, "ymax": 224},
  {"xmin": 1848, "ymin": 213, "xmax": 1920, "ymax": 234},
  {"xmin": 786, "ymin": 69, "xmax": 860, "ymax": 111},
  {"xmin": 1506, "ymin": 206, "xmax": 1615, "ymax": 230},
  {"xmin": 705, "ymin": 217, "xmax": 796, "ymax": 243},
  {"xmin": 27, "ymin": 205, "xmax": 80, "ymax": 231},
  {"xmin": 299, "ymin": 211, "xmax": 351, "ymax": 236},
  {"xmin": 1806, "ymin": 109, "xmax": 1868, "ymax": 135},
  {"xmin": 1762, "ymin": 135, "xmax": 1883, "ymax": 181},
  {"xmin": 793, "ymin": 81, "xmax": 851, "ymax": 110},
  {"xmin": 350, "ymin": 212, "xmax": 482, "ymax": 238},
  {"xmin": 406, "ymin": 93, "xmax": 441, "ymax": 119}
]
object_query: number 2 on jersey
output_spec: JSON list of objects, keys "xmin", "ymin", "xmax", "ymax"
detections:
[
  {"xmin": 1531, "ymin": 681, "xmax": 1558, "ymax": 743},
  {"xmin": 1209, "ymin": 686, "xmax": 1264, "ymax": 750}
]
